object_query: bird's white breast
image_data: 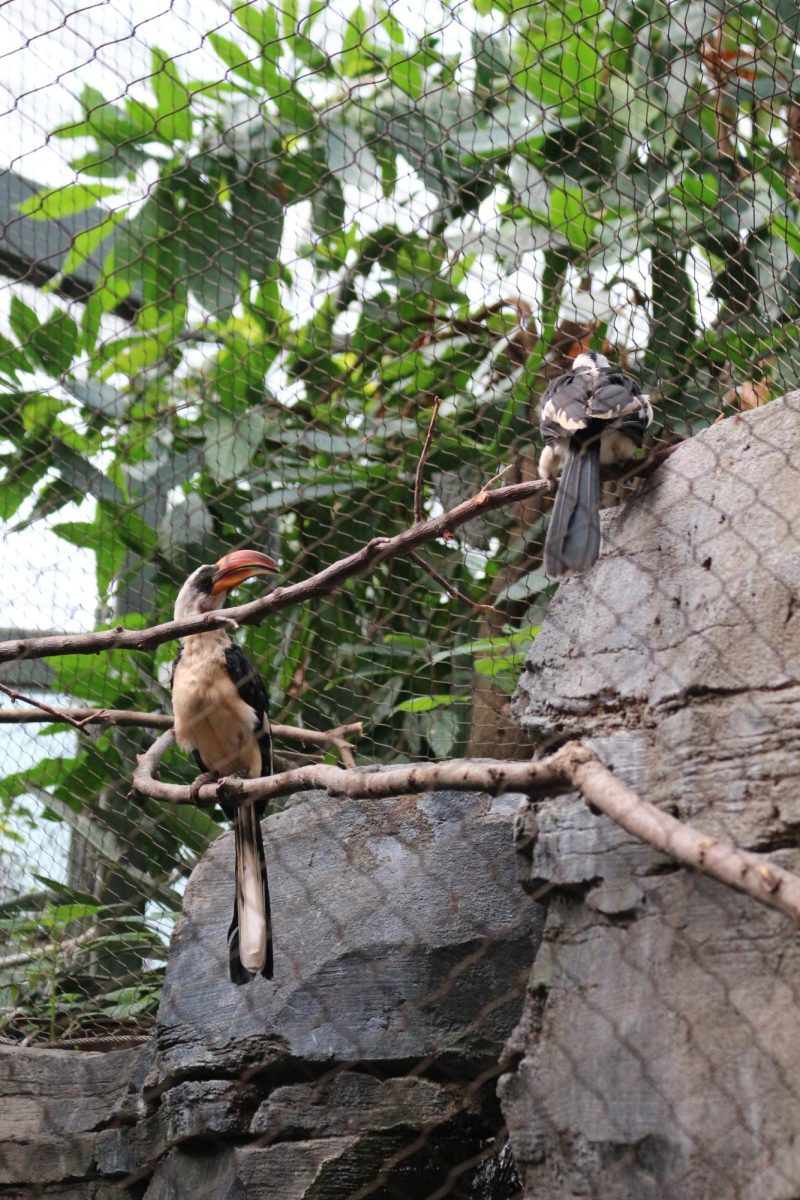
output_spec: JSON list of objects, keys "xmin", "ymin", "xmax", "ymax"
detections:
[{"xmin": 172, "ymin": 634, "xmax": 262, "ymax": 778}]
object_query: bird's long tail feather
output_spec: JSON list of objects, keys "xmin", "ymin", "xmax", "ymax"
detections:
[
  {"xmin": 229, "ymin": 802, "xmax": 273, "ymax": 984},
  {"xmin": 544, "ymin": 439, "xmax": 601, "ymax": 577}
]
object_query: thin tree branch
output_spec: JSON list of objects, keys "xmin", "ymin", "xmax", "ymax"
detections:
[
  {"xmin": 0, "ymin": 926, "xmax": 99, "ymax": 972},
  {"xmin": 0, "ymin": 478, "xmax": 552, "ymax": 666},
  {"xmin": 414, "ymin": 397, "xmax": 441, "ymax": 525},
  {"xmin": 0, "ymin": 706, "xmax": 174, "ymax": 729},
  {"xmin": 409, "ymin": 552, "xmax": 496, "ymax": 614},
  {"xmin": 0, "ymin": 706, "xmax": 362, "ymax": 766},
  {"xmin": 0, "ymin": 683, "xmax": 87, "ymax": 731},
  {"xmin": 134, "ymin": 734, "xmax": 800, "ymax": 927}
]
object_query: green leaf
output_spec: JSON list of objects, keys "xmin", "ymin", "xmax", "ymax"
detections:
[
  {"xmin": 233, "ymin": 2, "xmax": 280, "ymax": 57},
  {"xmin": 150, "ymin": 48, "xmax": 192, "ymax": 142},
  {"xmin": 9, "ymin": 296, "xmax": 40, "ymax": 347},
  {"xmin": 428, "ymin": 707, "xmax": 459, "ymax": 756},
  {"xmin": 396, "ymin": 694, "xmax": 470, "ymax": 712},
  {"xmin": 312, "ymin": 175, "xmax": 345, "ymax": 241},
  {"xmin": 50, "ymin": 441, "xmax": 124, "ymax": 504},
  {"xmin": 388, "ymin": 59, "xmax": 424, "ymax": 99},
  {"xmin": 17, "ymin": 184, "xmax": 118, "ymax": 222},
  {"xmin": 0, "ymin": 446, "xmax": 50, "ymax": 520},
  {"xmin": 430, "ymin": 627, "xmax": 539, "ymax": 664},
  {"xmin": 28, "ymin": 311, "xmax": 79, "ymax": 376},
  {"xmin": 61, "ymin": 210, "xmax": 127, "ymax": 279},
  {"xmin": 0, "ymin": 332, "xmax": 28, "ymax": 380},
  {"xmin": 204, "ymin": 410, "xmax": 268, "ymax": 483},
  {"xmin": 549, "ymin": 184, "xmax": 596, "ymax": 252},
  {"xmin": 64, "ymin": 378, "xmax": 129, "ymax": 419},
  {"xmin": 208, "ymin": 32, "xmax": 264, "ymax": 88}
]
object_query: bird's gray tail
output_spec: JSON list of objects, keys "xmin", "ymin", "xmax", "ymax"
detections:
[
  {"xmin": 544, "ymin": 438, "xmax": 601, "ymax": 577},
  {"xmin": 229, "ymin": 802, "xmax": 273, "ymax": 984}
]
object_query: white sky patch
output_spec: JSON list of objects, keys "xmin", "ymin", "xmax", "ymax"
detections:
[{"xmin": 0, "ymin": 499, "xmax": 97, "ymax": 630}]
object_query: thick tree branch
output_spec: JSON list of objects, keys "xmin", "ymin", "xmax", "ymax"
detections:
[
  {"xmin": 132, "ymin": 730, "xmax": 572, "ymax": 808},
  {"xmin": 134, "ymin": 734, "xmax": 800, "ymax": 926},
  {"xmin": 0, "ymin": 446, "xmax": 676, "ymax": 669},
  {"xmin": 559, "ymin": 743, "xmax": 800, "ymax": 925},
  {"xmin": 0, "ymin": 479, "xmax": 551, "ymax": 666}
]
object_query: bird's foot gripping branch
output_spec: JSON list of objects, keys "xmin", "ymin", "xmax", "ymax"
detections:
[{"xmin": 134, "ymin": 732, "xmax": 800, "ymax": 927}]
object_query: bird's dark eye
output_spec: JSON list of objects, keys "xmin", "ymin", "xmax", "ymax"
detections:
[{"xmin": 194, "ymin": 566, "xmax": 215, "ymax": 594}]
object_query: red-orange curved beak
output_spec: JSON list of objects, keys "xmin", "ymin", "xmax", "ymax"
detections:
[{"xmin": 212, "ymin": 549, "xmax": 280, "ymax": 595}]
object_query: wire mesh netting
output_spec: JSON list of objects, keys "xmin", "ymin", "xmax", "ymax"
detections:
[{"xmin": 2, "ymin": 0, "xmax": 800, "ymax": 1196}]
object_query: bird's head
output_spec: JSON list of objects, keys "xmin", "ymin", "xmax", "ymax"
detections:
[
  {"xmin": 174, "ymin": 550, "xmax": 280, "ymax": 620},
  {"xmin": 573, "ymin": 350, "xmax": 610, "ymax": 373}
]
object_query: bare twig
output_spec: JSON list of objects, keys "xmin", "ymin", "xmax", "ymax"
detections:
[
  {"xmin": 0, "ymin": 707, "xmax": 174, "ymax": 729},
  {"xmin": 474, "ymin": 462, "xmax": 513, "ymax": 501},
  {"xmin": 0, "ymin": 926, "xmax": 99, "ymax": 972},
  {"xmin": 0, "ymin": 706, "xmax": 362, "ymax": 767},
  {"xmin": 0, "ymin": 683, "xmax": 86, "ymax": 731},
  {"xmin": 413, "ymin": 397, "xmax": 442, "ymax": 525},
  {"xmin": 0, "ymin": 479, "xmax": 552, "ymax": 666},
  {"xmin": 134, "ymin": 733, "xmax": 800, "ymax": 927},
  {"xmin": 409, "ymin": 552, "xmax": 496, "ymax": 614}
]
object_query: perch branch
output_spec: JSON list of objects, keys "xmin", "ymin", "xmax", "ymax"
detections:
[
  {"xmin": 132, "ymin": 730, "xmax": 572, "ymax": 808},
  {"xmin": 0, "ymin": 706, "xmax": 174, "ymax": 729},
  {"xmin": 413, "ymin": 397, "xmax": 441, "ymax": 525},
  {"xmin": 0, "ymin": 926, "xmax": 99, "ymax": 972},
  {"xmin": 135, "ymin": 734, "xmax": 800, "ymax": 927},
  {"xmin": 0, "ymin": 479, "xmax": 552, "ymax": 666}
]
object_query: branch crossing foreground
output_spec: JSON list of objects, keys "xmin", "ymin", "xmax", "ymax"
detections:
[
  {"xmin": 0, "ymin": 445, "xmax": 677, "ymax": 668},
  {"xmin": 132, "ymin": 731, "xmax": 800, "ymax": 927}
]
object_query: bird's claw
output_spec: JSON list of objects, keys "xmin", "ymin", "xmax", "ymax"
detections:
[{"xmin": 189, "ymin": 772, "xmax": 216, "ymax": 801}]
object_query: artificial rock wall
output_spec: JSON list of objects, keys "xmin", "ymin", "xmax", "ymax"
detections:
[
  {"xmin": 1, "ymin": 787, "xmax": 542, "ymax": 1198},
  {"xmin": 501, "ymin": 392, "xmax": 800, "ymax": 1200}
]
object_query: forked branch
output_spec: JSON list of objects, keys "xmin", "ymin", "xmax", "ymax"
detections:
[{"xmin": 133, "ymin": 734, "xmax": 800, "ymax": 926}]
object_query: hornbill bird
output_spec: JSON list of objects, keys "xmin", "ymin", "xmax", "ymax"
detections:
[
  {"xmin": 171, "ymin": 550, "xmax": 279, "ymax": 984},
  {"xmin": 538, "ymin": 351, "xmax": 653, "ymax": 578}
]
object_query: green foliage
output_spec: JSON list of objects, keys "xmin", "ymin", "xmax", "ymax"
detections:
[{"xmin": 3, "ymin": 0, "xmax": 800, "ymax": 1038}]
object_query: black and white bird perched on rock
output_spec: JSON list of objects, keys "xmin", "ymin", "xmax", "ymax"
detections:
[
  {"xmin": 171, "ymin": 550, "xmax": 279, "ymax": 984},
  {"xmin": 538, "ymin": 351, "xmax": 652, "ymax": 577}
]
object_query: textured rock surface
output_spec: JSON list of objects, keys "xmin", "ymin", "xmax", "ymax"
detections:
[
  {"xmin": 1, "ymin": 784, "xmax": 539, "ymax": 1198},
  {"xmin": 157, "ymin": 786, "xmax": 541, "ymax": 1080},
  {"xmin": 503, "ymin": 394, "xmax": 800, "ymax": 1200}
]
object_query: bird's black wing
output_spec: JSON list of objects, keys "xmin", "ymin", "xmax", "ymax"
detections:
[
  {"xmin": 539, "ymin": 371, "xmax": 595, "ymax": 441},
  {"xmin": 589, "ymin": 372, "xmax": 642, "ymax": 418},
  {"xmin": 223, "ymin": 643, "xmax": 273, "ymax": 983},
  {"xmin": 590, "ymin": 373, "xmax": 650, "ymax": 445},
  {"xmin": 223, "ymin": 643, "xmax": 273, "ymax": 778}
]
